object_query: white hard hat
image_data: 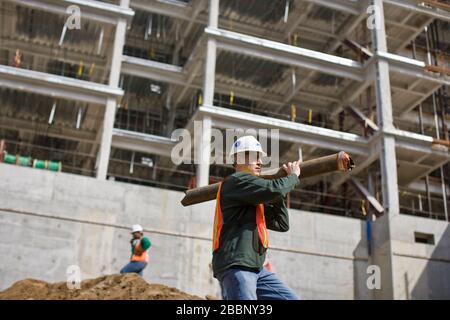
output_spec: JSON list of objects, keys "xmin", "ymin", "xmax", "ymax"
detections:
[
  {"xmin": 131, "ymin": 224, "xmax": 143, "ymax": 233},
  {"xmin": 229, "ymin": 135, "xmax": 267, "ymax": 157}
]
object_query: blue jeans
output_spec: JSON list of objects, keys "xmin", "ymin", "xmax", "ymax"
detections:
[
  {"xmin": 120, "ymin": 261, "xmax": 147, "ymax": 276},
  {"xmin": 217, "ymin": 267, "xmax": 299, "ymax": 300}
]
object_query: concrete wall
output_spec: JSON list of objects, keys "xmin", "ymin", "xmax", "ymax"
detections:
[
  {"xmin": 390, "ymin": 215, "xmax": 450, "ymax": 299},
  {"xmin": 0, "ymin": 163, "xmax": 372, "ymax": 299}
]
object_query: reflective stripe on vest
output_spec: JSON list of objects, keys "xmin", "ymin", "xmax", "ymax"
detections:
[
  {"xmin": 131, "ymin": 240, "xmax": 149, "ymax": 263},
  {"xmin": 212, "ymin": 182, "xmax": 224, "ymax": 251},
  {"xmin": 212, "ymin": 181, "xmax": 269, "ymax": 252}
]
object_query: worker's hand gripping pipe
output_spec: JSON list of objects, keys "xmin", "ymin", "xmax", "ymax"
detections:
[{"xmin": 181, "ymin": 151, "xmax": 355, "ymax": 207}]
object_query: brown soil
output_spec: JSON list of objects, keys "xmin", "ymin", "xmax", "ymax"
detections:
[{"xmin": 0, "ymin": 273, "xmax": 203, "ymax": 300}]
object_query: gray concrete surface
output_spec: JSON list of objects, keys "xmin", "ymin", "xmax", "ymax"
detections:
[{"xmin": 0, "ymin": 163, "xmax": 448, "ymax": 299}]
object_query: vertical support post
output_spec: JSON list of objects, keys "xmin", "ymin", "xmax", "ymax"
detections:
[
  {"xmin": 440, "ymin": 167, "xmax": 448, "ymax": 221},
  {"xmin": 419, "ymin": 104, "xmax": 433, "ymax": 216},
  {"xmin": 203, "ymin": 0, "xmax": 218, "ymax": 106},
  {"xmin": 96, "ymin": 0, "xmax": 129, "ymax": 179},
  {"xmin": 196, "ymin": 0, "xmax": 219, "ymax": 187},
  {"xmin": 165, "ymin": 30, "xmax": 181, "ymax": 136},
  {"xmin": 196, "ymin": 115, "xmax": 212, "ymax": 187},
  {"xmin": 370, "ymin": 0, "xmax": 400, "ymax": 300},
  {"xmin": 431, "ymin": 91, "xmax": 449, "ymax": 221}
]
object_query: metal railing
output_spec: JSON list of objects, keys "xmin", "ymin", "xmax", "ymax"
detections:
[{"xmin": 399, "ymin": 189, "xmax": 449, "ymax": 221}]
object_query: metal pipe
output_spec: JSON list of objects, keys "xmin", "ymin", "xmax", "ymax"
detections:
[
  {"xmin": 48, "ymin": 102, "xmax": 56, "ymax": 125},
  {"xmin": 59, "ymin": 25, "xmax": 67, "ymax": 46},
  {"xmin": 424, "ymin": 26, "xmax": 432, "ymax": 65},
  {"xmin": 418, "ymin": 104, "xmax": 433, "ymax": 216},
  {"xmin": 432, "ymin": 94, "xmax": 441, "ymax": 140},
  {"xmin": 181, "ymin": 151, "xmax": 355, "ymax": 206},
  {"xmin": 97, "ymin": 27, "xmax": 105, "ymax": 55},
  {"xmin": 76, "ymin": 107, "xmax": 82, "ymax": 130}
]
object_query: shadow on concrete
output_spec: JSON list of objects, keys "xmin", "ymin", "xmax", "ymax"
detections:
[
  {"xmin": 410, "ymin": 223, "xmax": 450, "ymax": 299},
  {"xmin": 352, "ymin": 219, "xmax": 372, "ymax": 300}
]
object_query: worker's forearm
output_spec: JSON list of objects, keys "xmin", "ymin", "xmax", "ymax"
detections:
[{"xmin": 233, "ymin": 174, "xmax": 299, "ymax": 205}]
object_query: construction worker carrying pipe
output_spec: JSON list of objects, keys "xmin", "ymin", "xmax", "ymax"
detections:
[
  {"xmin": 212, "ymin": 135, "xmax": 300, "ymax": 300},
  {"xmin": 120, "ymin": 224, "xmax": 152, "ymax": 276}
]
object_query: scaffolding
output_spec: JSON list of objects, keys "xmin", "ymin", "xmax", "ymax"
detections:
[{"xmin": 0, "ymin": 0, "xmax": 449, "ymax": 225}]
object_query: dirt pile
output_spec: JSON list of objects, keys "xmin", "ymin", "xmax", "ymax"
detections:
[{"xmin": 0, "ymin": 273, "xmax": 203, "ymax": 300}]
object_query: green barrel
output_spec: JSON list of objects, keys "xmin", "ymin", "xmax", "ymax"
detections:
[
  {"xmin": 33, "ymin": 159, "xmax": 61, "ymax": 171},
  {"xmin": 48, "ymin": 161, "xmax": 61, "ymax": 172},
  {"xmin": 17, "ymin": 156, "xmax": 31, "ymax": 166},
  {"xmin": 33, "ymin": 159, "xmax": 46, "ymax": 169},
  {"xmin": 3, "ymin": 153, "xmax": 16, "ymax": 164}
]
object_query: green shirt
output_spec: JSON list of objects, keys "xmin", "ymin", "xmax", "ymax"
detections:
[
  {"xmin": 131, "ymin": 236, "xmax": 151, "ymax": 255},
  {"xmin": 212, "ymin": 171, "xmax": 299, "ymax": 277}
]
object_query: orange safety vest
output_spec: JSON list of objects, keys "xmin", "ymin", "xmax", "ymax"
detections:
[
  {"xmin": 131, "ymin": 239, "xmax": 149, "ymax": 263},
  {"xmin": 212, "ymin": 181, "xmax": 269, "ymax": 251}
]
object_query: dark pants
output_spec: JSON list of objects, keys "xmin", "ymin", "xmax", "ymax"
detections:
[
  {"xmin": 120, "ymin": 261, "xmax": 147, "ymax": 276},
  {"xmin": 217, "ymin": 267, "xmax": 299, "ymax": 300}
]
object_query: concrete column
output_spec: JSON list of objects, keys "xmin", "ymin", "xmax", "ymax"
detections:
[
  {"xmin": 202, "ymin": 0, "xmax": 218, "ymax": 106},
  {"xmin": 196, "ymin": 0, "xmax": 219, "ymax": 187},
  {"xmin": 196, "ymin": 115, "xmax": 212, "ymax": 187},
  {"xmin": 370, "ymin": 0, "xmax": 400, "ymax": 299},
  {"xmin": 96, "ymin": 0, "xmax": 129, "ymax": 179},
  {"xmin": 165, "ymin": 36, "xmax": 181, "ymax": 136}
]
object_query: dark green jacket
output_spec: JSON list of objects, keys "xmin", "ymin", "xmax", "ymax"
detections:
[{"xmin": 212, "ymin": 171, "xmax": 299, "ymax": 277}]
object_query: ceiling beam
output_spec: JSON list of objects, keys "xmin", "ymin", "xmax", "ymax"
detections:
[
  {"xmin": 120, "ymin": 55, "xmax": 333, "ymax": 111},
  {"xmin": 373, "ymin": 128, "xmax": 450, "ymax": 157},
  {"xmin": 121, "ymin": 55, "xmax": 185, "ymax": 85},
  {"xmin": 0, "ymin": 37, "xmax": 107, "ymax": 67},
  {"xmin": 384, "ymin": 0, "xmax": 450, "ymax": 22},
  {"xmin": 207, "ymin": 27, "xmax": 365, "ymax": 82},
  {"xmin": 0, "ymin": 65, "xmax": 123, "ymax": 105},
  {"xmin": 298, "ymin": 0, "xmax": 362, "ymax": 15},
  {"xmin": 407, "ymin": 179, "xmax": 450, "ymax": 196},
  {"xmin": 197, "ymin": 105, "xmax": 369, "ymax": 156},
  {"xmin": 6, "ymin": 0, "xmax": 134, "ymax": 25},
  {"xmin": 111, "ymin": 128, "xmax": 176, "ymax": 157}
]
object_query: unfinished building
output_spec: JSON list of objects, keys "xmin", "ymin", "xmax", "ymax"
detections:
[{"xmin": 0, "ymin": 0, "xmax": 449, "ymax": 299}]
